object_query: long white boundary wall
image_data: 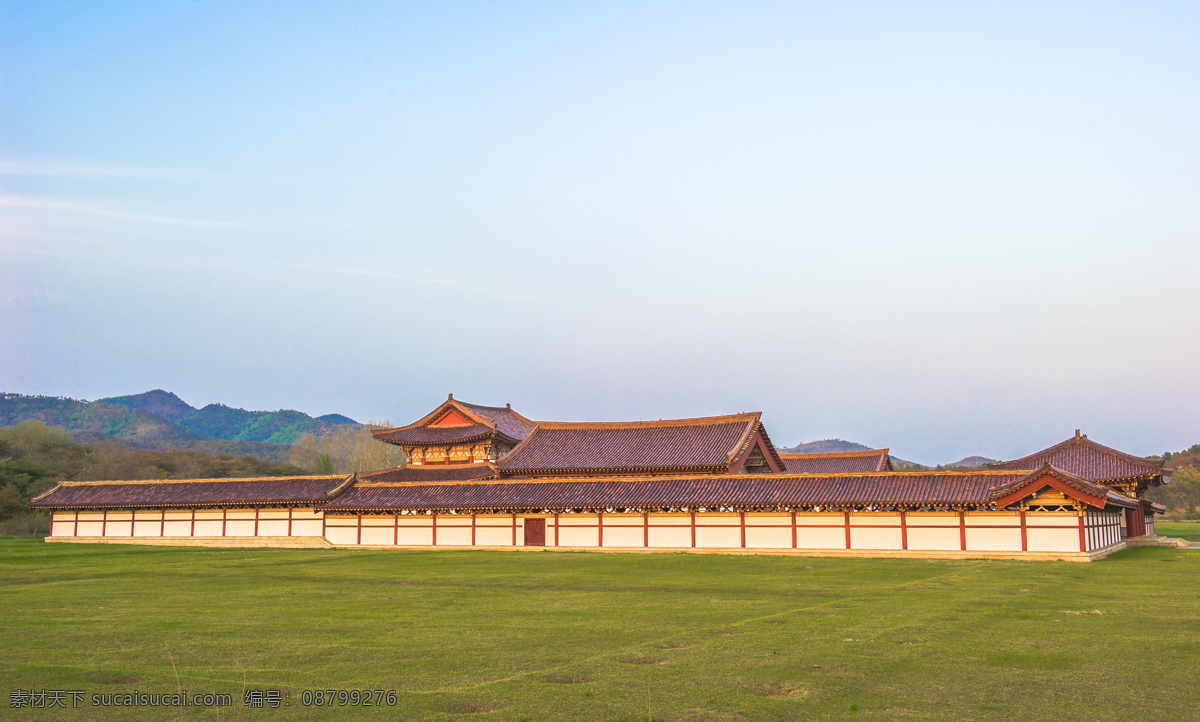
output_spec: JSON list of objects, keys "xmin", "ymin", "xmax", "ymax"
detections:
[{"xmin": 48, "ymin": 508, "xmax": 1129, "ymax": 560}]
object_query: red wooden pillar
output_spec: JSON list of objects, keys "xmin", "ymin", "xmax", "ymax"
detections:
[
  {"xmin": 470, "ymin": 513, "xmax": 476, "ymax": 546},
  {"xmin": 511, "ymin": 513, "xmax": 517, "ymax": 546},
  {"xmin": 190, "ymin": 509, "xmax": 195, "ymax": 537},
  {"xmin": 958, "ymin": 511, "xmax": 967, "ymax": 551},
  {"xmin": 73, "ymin": 511, "xmax": 79, "ymax": 537},
  {"xmin": 553, "ymin": 513, "xmax": 559, "ymax": 546},
  {"xmin": 844, "ymin": 511, "xmax": 851, "ymax": 549},
  {"xmin": 899, "ymin": 510, "xmax": 908, "ymax": 550},
  {"xmin": 222, "ymin": 508, "xmax": 228, "ymax": 537},
  {"xmin": 598, "ymin": 512, "xmax": 604, "ymax": 547},
  {"xmin": 432, "ymin": 513, "xmax": 438, "ymax": 546},
  {"xmin": 160, "ymin": 510, "xmax": 165, "ymax": 537},
  {"xmin": 1019, "ymin": 510, "xmax": 1027, "ymax": 552},
  {"xmin": 739, "ymin": 511, "xmax": 746, "ymax": 548},
  {"xmin": 690, "ymin": 511, "xmax": 696, "ymax": 548},
  {"xmin": 791, "ymin": 511, "xmax": 797, "ymax": 549},
  {"xmin": 130, "ymin": 510, "xmax": 135, "ymax": 537},
  {"xmin": 287, "ymin": 507, "xmax": 293, "ymax": 537},
  {"xmin": 643, "ymin": 512, "xmax": 649, "ymax": 547},
  {"xmin": 254, "ymin": 508, "xmax": 260, "ymax": 537},
  {"xmin": 1078, "ymin": 514, "xmax": 1086, "ymax": 552},
  {"xmin": 356, "ymin": 514, "xmax": 362, "ymax": 545},
  {"xmin": 394, "ymin": 514, "xmax": 399, "ymax": 546}
]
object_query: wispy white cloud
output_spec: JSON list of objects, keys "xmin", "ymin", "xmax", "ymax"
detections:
[
  {"xmin": 0, "ymin": 159, "xmax": 140, "ymax": 177},
  {"xmin": 286, "ymin": 260, "xmax": 459, "ymax": 287},
  {"xmin": 0, "ymin": 194, "xmax": 261, "ymax": 230}
]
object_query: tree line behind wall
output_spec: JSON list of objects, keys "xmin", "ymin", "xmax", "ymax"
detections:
[{"xmin": 0, "ymin": 421, "xmax": 309, "ymax": 535}]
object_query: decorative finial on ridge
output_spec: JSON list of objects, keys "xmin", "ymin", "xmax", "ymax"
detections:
[
  {"xmin": 449, "ymin": 393, "xmax": 454, "ymax": 400},
  {"xmin": 1075, "ymin": 428, "xmax": 1081, "ymax": 440},
  {"xmin": 506, "ymin": 402, "xmax": 511, "ymax": 408}
]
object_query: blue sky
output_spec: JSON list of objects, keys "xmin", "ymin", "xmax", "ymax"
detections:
[{"xmin": 2, "ymin": 1, "xmax": 1198, "ymax": 463}]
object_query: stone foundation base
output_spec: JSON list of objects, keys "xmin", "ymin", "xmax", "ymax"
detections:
[
  {"xmin": 45, "ymin": 536, "xmax": 333, "ymax": 549},
  {"xmin": 44, "ymin": 537, "xmax": 1126, "ymax": 560}
]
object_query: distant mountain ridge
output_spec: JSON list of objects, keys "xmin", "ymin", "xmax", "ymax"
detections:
[
  {"xmin": 777, "ymin": 439, "xmax": 1002, "ymax": 469},
  {"xmin": 778, "ymin": 439, "xmax": 875, "ymax": 454},
  {"xmin": 0, "ymin": 390, "xmax": 359, "ymax": 450},
  {"xmin": 778, "ymin": 438, "xmax": 922, "ymax": 468},
  {"xmin": 945, "ymin": 455, "xmax": 1000, "ymax": 469}
]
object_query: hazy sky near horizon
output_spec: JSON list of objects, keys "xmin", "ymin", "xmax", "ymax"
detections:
[{"xmin": 2, "ymin": 1, "xmax": 1198, "ymax": 464}]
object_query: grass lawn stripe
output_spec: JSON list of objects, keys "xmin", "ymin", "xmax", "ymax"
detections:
[{"xmin": 2, "ymin": 538, "xmax": 1197, "ymax": 719}]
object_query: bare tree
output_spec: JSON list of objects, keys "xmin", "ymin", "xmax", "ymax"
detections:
[{"xmin": 289, "ymin": 421, "xmax": 406, "ymax": 474}]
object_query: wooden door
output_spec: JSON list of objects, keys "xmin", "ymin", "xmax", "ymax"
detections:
[{"xmin": 524, "ymin": 518, "xmax": 545, "ymax": 546}]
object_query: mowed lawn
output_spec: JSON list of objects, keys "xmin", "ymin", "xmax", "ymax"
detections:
[
  {"xmin": 2, "ymin": 539, "xmax": 1198, "ymax": 720},
  {"xmin": 1158, "ymin": 521, "xmax": 1200, "ymax": 542}
]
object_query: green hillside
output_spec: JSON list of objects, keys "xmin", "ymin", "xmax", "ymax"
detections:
[{"xmin": 0, "ymin": 391, "xmax": 359, "ymax": 447}]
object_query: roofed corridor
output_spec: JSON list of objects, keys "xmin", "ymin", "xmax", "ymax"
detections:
[{"xmin": 30, "ymin": 397, "xmax": 1173, "ymax": 561}]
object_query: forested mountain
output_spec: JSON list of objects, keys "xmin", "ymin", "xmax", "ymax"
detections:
[{"xmin": 0, "ymin": 390, "xmax": 359, "ymax": 448}]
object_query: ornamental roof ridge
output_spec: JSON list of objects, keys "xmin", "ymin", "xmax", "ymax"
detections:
[
  {"xmin": 988, "ymin": 434, "xmax": 1164, "ymax": 474},
  {"xmin": 349, "ymin": 468, "xmax": 1032, "ymax": 488},
  {"xmin": 990, "ymin": 463, "xmax": 1120, "ymax": 506},
  {"xmin": 524, "ymin": 412, "xmax": 762, "ymax": 429},
  {"xmin": 46, "ymin": 475, "xmax": 347, "ymax": 487}
]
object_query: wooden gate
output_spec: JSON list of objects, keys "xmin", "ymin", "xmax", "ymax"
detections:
[{"xmin": 524, "ymin": 518, "xmax": 545, "ymax": 546}]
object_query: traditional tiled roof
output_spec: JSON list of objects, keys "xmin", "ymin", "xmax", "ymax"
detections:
[
  {"xmin": 372, "ymin": 396, "xmax": 535, "ymax": 447},
  {"xmin": 323, "ymin": 470, "xmax": 1030, "ymax": 513},
  {"xmin": 780, "ymin": 449, "xmax": 892, "ymax": 474},
  {"xmin": 988, "ymin": 432, "xmax": 1164, "ymax": 483},
  {"xmin": 457, "ymin": 401, "xmax": 536, "ymax": 441},
  {"xmin": 359, "ymin": 463, "xmax": 498, "ymax": 483},
  {"xmin": 374, "ymin": 424, "xmax": 497, "ymax": 445},
  {"xmin": 28, "ymin": 475, "xmax": 354, "ymax": 510},
  {"xmin": 990, "ymin": 464, "xmax": 1138, "ymax": 510},
  {"xmin": 493, "ymin": 413, "xmax": 783, "ymax": 476}
]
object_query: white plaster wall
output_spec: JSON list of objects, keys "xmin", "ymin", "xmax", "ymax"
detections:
[
  {"xmin": 162, "ymin": 520, "xmax": 191, "ymax": 536},
  {"xmin": 324, "ymin": 526, "xmax": 356, "ymax": 545},
  {"xmin": 745, "ymin": 526, "xmax": 792, "ymax": 548},
  {"xmin": 695, "ymin": 526, "xmax": 740, "ymax": 548},
  {"xmin": 557, "ymin": 525, "xmax": 599, "ymax": 547},
  {"xmin": 647, "ymin": 526, "xmax": 691, "ymax": 548},
  {"xmin": 906, "ymin": 527, "xmax": 960, "ymax": 551},
  {"xmin": 1027, "ymin": 527, "xmax": 1079, "ymax": 552},
  {"xmin": 602, "ymin": 521, "xmax": 644, "ymax": 547},
  {"xmin": 851, "ymin": 527, "xmax": 903, "ymax": 550},
  {"xmin": 291, "ymin": 518, "xmax": 323, "ymax": 536},
  {"xmin": 395, "ymin": 526, "xmax": 434, "ymax": 545},
  {"xmin": 224, "ymin": 519, "xmax": 255, "ymax": 536},
  {"xmin": 359, "ymin": 526, "xmax": 394, "ymax": 545},
  {"xmin": 437, "ymin": 527, "xmax": 473, "ymax": 546},
  {"xmin": 795, "ymin": 526, "xmax": 846, "ymax": 549},
  {"xmin": 1026, "ymin": 513, "xmax": 1075, "ymax": 527},
  {"xmin": 474, "ymin": 516, "xmax": 516, "ymax": 546},
  {"xmin": 50, "ymin": 512, "xmax": 73, "ymax": 537},
  {"xmin": 257, "ymin": 519, "xmax": 288, "ymax": 536},
  {"xmin": 966, "ymin": 527, "xmax": 1022, "ymax": 552},
  {"xmin": 910, "ymin": 513, "xmax": 961, "ymax": 527}
]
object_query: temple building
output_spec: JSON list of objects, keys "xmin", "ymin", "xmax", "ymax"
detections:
[{"xmin": 29, "ymin": 395, "xmax": 1171, "ymax": 561}]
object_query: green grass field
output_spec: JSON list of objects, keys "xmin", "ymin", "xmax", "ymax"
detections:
[
  {"xmin": 3, "ymin": 539, "xmax": 1198, "ymax": 720},
  {"xmin": 1158, "ymin": 521, "xmax": 1200, "ymax": 542}
]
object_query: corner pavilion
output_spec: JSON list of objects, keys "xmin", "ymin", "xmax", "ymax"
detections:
[{"xmin": 30, "ymin": 395, "xmax": 1171, "ymax": 561}]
